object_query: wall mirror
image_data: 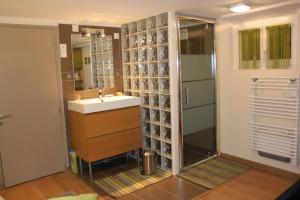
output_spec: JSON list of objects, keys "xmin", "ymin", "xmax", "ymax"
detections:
[{"xmin": 71, "ymin": 31, "xmax": 115, "ymax": 91}]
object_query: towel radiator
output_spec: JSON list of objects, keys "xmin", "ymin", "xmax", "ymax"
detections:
[{"xmin": 250, "ymin": 77, "xmax": 299, "ymax": 165}]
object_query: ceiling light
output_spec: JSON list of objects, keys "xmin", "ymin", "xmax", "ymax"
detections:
[
  {"xmin": 230, "ymin": 3, "xmax": 251, "ymax": 13},
  {"xmin": 100, "ymin": 29, "xmax": 105, "ymax": 37},
  {"xmin": 95, "ymin": 29, "xmax": 105, "ymax": 38},
  {"xmin": 80, "ymin": 30, "xmax": 87, "ymax": 37},
  {"xmin": 81, "ymin": 28, "xmax": 104, "ymax": 37}
]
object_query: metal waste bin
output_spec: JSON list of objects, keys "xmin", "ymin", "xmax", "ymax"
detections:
[{"xmin": 141, "ymin": 150, "xmax": 156, "ymax": 175}]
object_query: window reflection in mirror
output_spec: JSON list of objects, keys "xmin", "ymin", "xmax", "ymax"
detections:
[{"xmin": 71, "ymin": 34, "xmax": 115, "ymax": 91}]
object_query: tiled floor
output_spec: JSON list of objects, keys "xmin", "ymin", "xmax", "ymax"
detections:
[
  {"xmin": 183, "ymin": 143, "xmax": 209, "ymax": 166},
  {"xmin": 183, "ymin": 128, "xmax": 216, "ymax": 166}
]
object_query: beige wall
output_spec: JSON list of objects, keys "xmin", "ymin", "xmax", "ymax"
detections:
[{"xmin": 216, "ymin": 8, "xmax": 300, "ymax": 173}]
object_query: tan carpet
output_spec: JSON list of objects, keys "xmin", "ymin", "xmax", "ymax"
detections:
[
  {"xmin": 179, "ymin": 157, "xmax": 249, "ymax": 189},
  {"xmin": 94, "ymin": 167, "xmax": 172, "ymax": 198}
]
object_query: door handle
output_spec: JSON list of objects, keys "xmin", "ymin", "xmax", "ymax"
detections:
[{"xmin": 0, "ymin": 114, "xmax": 12, "ymax": 119}]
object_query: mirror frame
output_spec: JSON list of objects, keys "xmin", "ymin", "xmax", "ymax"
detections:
[{"xmin": 58, "ymin": 24, "xmax": 123, "ymax": 101}]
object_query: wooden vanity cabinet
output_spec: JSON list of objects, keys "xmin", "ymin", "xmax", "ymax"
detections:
[{"xmin": 69, "ymin": 106, "xmax": 142, "ymax": 162}]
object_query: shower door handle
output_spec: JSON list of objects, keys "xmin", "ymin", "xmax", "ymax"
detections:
[
  {"xmin": 186, "ymin": 88, "xmax": 189, "ymax": 105},
  {"xmin": 184, "ymin": 88, "xmax": 189, "ymax": 105}
]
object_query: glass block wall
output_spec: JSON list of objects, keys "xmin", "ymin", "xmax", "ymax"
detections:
[
  {"xmin": 90, "ymin": 35, "xmax": 115, "ymax": 88},
  {"xmin": 121, "ymin": 13, "xmax": 172, "ymax": 170}
]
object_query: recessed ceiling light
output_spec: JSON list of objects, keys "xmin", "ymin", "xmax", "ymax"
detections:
[{"xmin": 230, "ymin": 2, "xmax": 251, "ymax": 13}]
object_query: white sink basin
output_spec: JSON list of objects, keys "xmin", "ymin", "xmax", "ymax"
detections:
[{"xmin": 68, "ymin": 96, "xmax": 141, "ymax": 114}]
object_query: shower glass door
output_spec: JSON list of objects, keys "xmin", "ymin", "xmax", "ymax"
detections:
[{"xmin": 178, "ymin": 17, "xmax": 216, "ymax": 168}]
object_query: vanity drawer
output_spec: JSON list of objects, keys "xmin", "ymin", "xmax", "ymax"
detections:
[
  {"xmin": 84, "ymin": 106, "xmax": 141, "ymax": 138},
  {"xmin": 87, "ymin": 127, "xmax": 142, "ymax": 162}
]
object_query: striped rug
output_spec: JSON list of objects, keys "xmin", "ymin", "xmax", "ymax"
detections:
[
  {"xmin": 179, "ymin": 157, "xmax": 249, "ymax": 189},
  {"xmin": 94, "ymin": 167, "xmax": 172, "ymax": 198}
]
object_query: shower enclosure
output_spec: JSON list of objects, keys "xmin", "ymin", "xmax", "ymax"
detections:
[
  {"xmin": 120, "ymin": 12, "xmax": 217, "ymax": 173},
  {"xmin": 177, "ymin": 16, "xmax": 217, "ymax": 169}
]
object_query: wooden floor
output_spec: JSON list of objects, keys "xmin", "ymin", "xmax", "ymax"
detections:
[
  {"xmin": 0, "ymin": 170, "xmax": 94, "ymax": 200},
  {"xmin": 0, "ymin": 171, "xmax": 207, "ymax": 200},
  {"xmin": 0, "ymin": 158, "xmax": 297, "ymax": 200},
  {"xmin": 195, "ymin": 169, "xmax": 296, "ymax": 200}
]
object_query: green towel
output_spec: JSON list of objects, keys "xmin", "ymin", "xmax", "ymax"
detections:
[
  {"xmin": 69, "ymin": 151, "xmax": 78, "ymax": 174},
  {"xmin": 48, "ymin": 193, "xmax": 98, "ymax": 200}
]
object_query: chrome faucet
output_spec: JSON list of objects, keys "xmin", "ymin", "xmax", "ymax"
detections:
[{"xmin": 99, "ymin": 89, "xmax": 103, "ymax": 102}]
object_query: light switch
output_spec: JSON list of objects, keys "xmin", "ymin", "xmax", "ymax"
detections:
[
  {"xmin": 60, "ymin": 44, "xmax": 67, "ymax": 58},
  {"xmin": 114, "ymin": 33, "xmax": 120, "ymax": 39}
]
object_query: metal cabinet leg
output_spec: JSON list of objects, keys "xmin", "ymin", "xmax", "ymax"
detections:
[
  {"xmin": 79, "ymin": 157, "xmax": 83, "ymax": 175},
  {"xmin": 137, "ymin": 149, "xmax": 140, "ymax": 165},
  {"xmin": 88, "ymin": 162, "xmax": 93, "ymax": 182}
]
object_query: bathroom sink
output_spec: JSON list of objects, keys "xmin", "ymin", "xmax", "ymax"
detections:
[{"xmin": 68, "ymin": 96, "xmax": 141, "ymax": 114}]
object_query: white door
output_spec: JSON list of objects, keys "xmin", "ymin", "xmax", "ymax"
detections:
[{"xmin": 0, "ymin": 24, "xmax": 66, "ymax": 187}]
